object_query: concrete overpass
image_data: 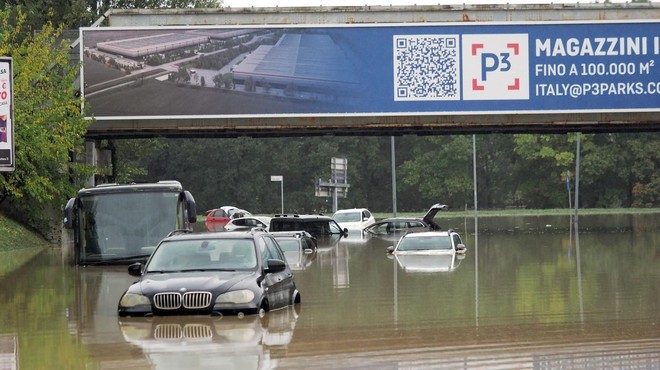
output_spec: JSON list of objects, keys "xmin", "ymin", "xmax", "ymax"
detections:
[{"xmin": 80, "ymin": 3, "xmax": 660, "ymax": 139}]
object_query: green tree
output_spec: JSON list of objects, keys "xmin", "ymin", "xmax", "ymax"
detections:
[
  {"xmin": 628, "ymin": 134, "xmax": 660, "ymax": 207},
  {"xmin": 512, "ymin": 134, "xmax": 577, "ymax": 208},
  {"xmin": 2, "ymin": 1, "xmax": 96, "ymax": 30},
  {"xmin": 0, "ymin": 9, "xmax": 92, "ymax": 233},
  {"xmin": 95, "ymin": 0, "xmax": 221, "ymax": 11},
  {"xmin": 398, "ymin": 136, "xmax": 474, "ymax": 210}
]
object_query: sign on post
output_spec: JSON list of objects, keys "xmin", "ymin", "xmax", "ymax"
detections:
[{"xmin": 0, "ymin": 57, "xmax": 14, "ymax": 172}]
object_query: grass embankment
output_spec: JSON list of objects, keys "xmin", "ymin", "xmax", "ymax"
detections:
[
  {"xmin": 0, "ymin": 213, "xmax": 52, "ymax": 277},
  {"xmin": 374, "ymin": 207, "xmax": 660, "ymax": 219}
]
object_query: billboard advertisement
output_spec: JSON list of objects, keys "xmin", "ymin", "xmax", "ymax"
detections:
[
  {"xmin": 0, "ymin": 57, "xmax": 14, "ymax": 171},
  {"xmin": 80, "ymin": 21, "xmax": 659, "ymax": 120}
]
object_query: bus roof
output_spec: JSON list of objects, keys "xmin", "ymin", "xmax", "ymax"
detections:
[{"xmin": 77, "ymin": 181, "xmax": 184, "ymax": 196}]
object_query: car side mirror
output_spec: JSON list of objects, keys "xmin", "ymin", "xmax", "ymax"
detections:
[
  {"xmin": 128, "ymin": 262, "xmax": 143, "ymax": 277},
  {"xmin": 265, "ymin": 259, "xmax": 286, "ymax": 273},
  {"xmin": 456, "ymin": 244, "xmax": 467, "ymax": 253},
  {"xmin": 63, "ymin": 198, "xmax": 75, "ymax": 229},
  {"xmin": 182, "ymin": 191, "xmax": 197, "ymax": 223},
  {"xmin": 386, "ymin": 246, "xmax": 395, "ymax": 253}
]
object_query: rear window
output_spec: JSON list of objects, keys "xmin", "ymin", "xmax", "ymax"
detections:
[
  {"xmin": 270, "ymin": 220, "xmax": 304, "ymax": 232},
  {"xmin": 333, "ymin": 212, "xmax": 361, "ymax": 222},
  {"xmin": 271, "ymin": 218, "xmax": 342, "ymax": 236}
]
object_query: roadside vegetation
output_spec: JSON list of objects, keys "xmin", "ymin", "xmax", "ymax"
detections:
[
  {"xmin": 373, "ymin": 207, "xmax": 660, "ymax": 220},
  {"xmin": 0, "ymin": 8, "xmax": 93, "ymax": 237},
  {"xmin": 120, "ymin": 133, "xmax": 659, "ymax": 216},
  {"xmin": 0, "ymin": 213, "xmax": 51, "ymax": 277}
]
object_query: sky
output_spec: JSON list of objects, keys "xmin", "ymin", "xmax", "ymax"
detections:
[{"xmin": 221, "ymin": 0, "xmax": 619, "ymax": 9}]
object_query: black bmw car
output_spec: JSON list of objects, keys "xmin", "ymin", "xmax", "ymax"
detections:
[{"xmin": 118, "ymin": 228, "xmax": 300, "ymax": 317}]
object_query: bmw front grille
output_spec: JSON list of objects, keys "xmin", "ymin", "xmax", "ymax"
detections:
[
  {"xmin": 154, "ymin": 292, "xmax": 212, "ymax": 310},
  {"xmin": 154, "ymin": 324, "xmax": 182, "ymax": 339},
  {"xmin": 154, "ymin": 324, "xmax": 212, "ymax": 340},
  {"xmin": 183, "ymin": 292, "xmax": 212, "ymax": 309}
]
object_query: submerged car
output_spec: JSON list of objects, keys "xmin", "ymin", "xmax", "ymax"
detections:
[
  {"xmin": 205, "ymin": 206, "xmax": 251, "ymax": 228},
  {"xmin": 332, "ymin": 208, "xmax": 376, "ymax": 231},
  {"xmin": 270, "ymin": 231, "xmax": 318, "ymax": 270},
  {"xmin": 224, "ymin": 216, "xmax": 272, "ymax": 231},
  {"xmin": 364, "ymin": 203, "xmax": 448, "ymax": 236},
  {"xmin": 269, "ymin": 214, "xmax": 347, "ymax": 238},
  {"xmin": 386, "ymin": 230, "xmax": 466, "ymax": 255},
  {"xmin": 117, "ymin": 229, "xmax": 300, "ymax": 317}
]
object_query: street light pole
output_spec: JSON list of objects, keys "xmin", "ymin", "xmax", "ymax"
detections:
[{"xmin": 270, "ymin": 175, "xmax": 283, "ymax": 214}]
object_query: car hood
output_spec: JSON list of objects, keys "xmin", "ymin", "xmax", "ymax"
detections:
[
  {"xmin": 422, "ymin": 203, "xmax": 448, "ymax": 228},
  {"xmin": 394, "ymin": 253, "xmax": 458, "ymax": 272},
  {"xmin": 135, "ymin": 271, "xmax": 256, "ymax": 295}
]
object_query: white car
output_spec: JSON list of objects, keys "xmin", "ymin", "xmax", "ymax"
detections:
[
  {"xmin": 332, "ymin": 208, "xmax": 376, "ymax": 231},
  {"xmin": 386, "ymin": 230, "xmax": 466, "ymax": 255},
  {"xmin": 223, "ymin": 216, "xmax": 271, "ymax": 231}
]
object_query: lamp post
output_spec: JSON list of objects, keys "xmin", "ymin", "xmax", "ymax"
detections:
[{"xmin": 270, "ymin": 175, "xmax": 283, "ymax": 214}]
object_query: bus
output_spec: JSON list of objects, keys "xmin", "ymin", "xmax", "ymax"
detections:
[{"xmin": 63, "ymin": 181, "xmax": 197, "ymax": 265}]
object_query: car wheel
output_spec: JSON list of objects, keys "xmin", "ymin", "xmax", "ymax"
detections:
[{"xmin": 292, "ymin": 290, "xmax": 301, "ymax": 304}]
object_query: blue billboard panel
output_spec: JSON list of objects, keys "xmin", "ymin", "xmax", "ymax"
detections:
[{"xmin": 81, "ymin": 21, "xmax": 659, "ymax": 120}]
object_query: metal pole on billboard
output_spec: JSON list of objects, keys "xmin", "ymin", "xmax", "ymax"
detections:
[
  {"xmin": 271, "ymin": 176, "xmax": 283, "ymax": 214},
  {"xmin": 574, "ymin": 133, "xmax": 581, "ymax": 219},
  {"xmin": 473, "ymin": 135, "xmax": 478, "ymax": 216},
  {"xmin": 391, "ymin": 136, "xmax": 397, "ymax": 217}
]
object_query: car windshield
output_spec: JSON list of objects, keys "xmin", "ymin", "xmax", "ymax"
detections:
[
  {"xmin": 397, "ymin": 235, "xmax": 452, "ymax": 251},
  {"xmin": 333, "ymin": 212, "xmax": 361, "ymax": 222},
  {"xmin": 146, "ymin": 238, "xmax": 257, "ymax": 272}
]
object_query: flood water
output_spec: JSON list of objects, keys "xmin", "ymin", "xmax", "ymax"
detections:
[{"xmin": 1, "ymin": 214, "xmax": 659, "ymax": 369}]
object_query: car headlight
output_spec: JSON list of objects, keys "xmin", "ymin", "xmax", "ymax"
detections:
[
  {"xmin": 215, "ymin": 290, "xmax": 255, "ymax": 304},
  {"xmin": 119, "ymin": 293, "xmax": 150, "ymax": 307}
]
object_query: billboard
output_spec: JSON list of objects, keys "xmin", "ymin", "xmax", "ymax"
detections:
[
  {"xmin": 80, "ymin": 21, "xmax": 659, "ymax": 121},
  {"xmin": 0, "ymin": 57, "xmax": 14, "ymax": 171}
]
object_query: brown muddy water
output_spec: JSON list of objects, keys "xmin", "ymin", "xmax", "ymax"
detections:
[{"xmin": 0, "ymin": 214, "xmax": 658, "ymax": 369}]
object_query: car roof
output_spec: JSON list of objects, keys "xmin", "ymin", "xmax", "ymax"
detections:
[
  {"xmin": 272, "ymin": 214, "xmax": 332, "ymax": 220},
  {"xmin": 163, "ymin": 229, "xmax": 268, "ymax": 241},
  {"xmin": 401, "ymin": 231, "xmax": 452, "ymax": 238},
  {"xmin": 333, "ymin": 208, "xmax": 369, "ymax": 213}
]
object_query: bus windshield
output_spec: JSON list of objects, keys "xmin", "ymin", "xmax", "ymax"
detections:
[{"xmin": 79, "ymin": 191, "xmax": 181, "ymax": 264}]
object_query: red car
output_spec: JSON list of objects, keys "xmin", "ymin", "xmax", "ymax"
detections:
[{"xmin": 205, "ymin": 206, "xmax": 251, "ymax": 230}]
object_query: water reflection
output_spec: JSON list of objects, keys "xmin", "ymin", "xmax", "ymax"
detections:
[
  {"xmin": 390, "ymin": 252, "xmax": 464, "ymax": 272},
  {"xmin": 0, "ymin": 213, "xmax": 658, "ymax": 369},
  {"xmin": 119, "ymin": 307, "xmax": 298, "ymax": 370}
]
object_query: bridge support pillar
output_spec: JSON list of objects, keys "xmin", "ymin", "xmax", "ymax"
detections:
[
  {"xmin": 85, "ymin": 140, "xmax": 98, "ymax": 187},
  {"xmin": 85, "ymin": 140, "xmax": 114, "ymax": 187}
]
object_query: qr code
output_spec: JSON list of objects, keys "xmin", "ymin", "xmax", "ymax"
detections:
[{"xmin": 394, "ymin": 35, "xmax": 460, "ymax": 101}]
